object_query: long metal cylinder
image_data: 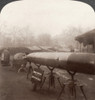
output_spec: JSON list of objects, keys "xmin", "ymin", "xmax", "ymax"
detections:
[{"xmin": 25, "ymin": 52, "xmax": 95, "ymax": 75}]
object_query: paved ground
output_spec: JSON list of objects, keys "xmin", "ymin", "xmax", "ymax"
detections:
[{"xmin": 0, "ymin": 63, "xmax": 95, "ymax": 100}]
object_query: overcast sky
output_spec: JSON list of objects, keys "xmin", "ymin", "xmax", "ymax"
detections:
[{"xmin": 0, "ymin": 0, "xmax": 95, "ymax": 37}]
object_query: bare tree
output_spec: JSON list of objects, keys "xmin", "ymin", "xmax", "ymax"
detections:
[{"xmin": 36, "ymin": 33, "xmax": 52, "ymax": 46}]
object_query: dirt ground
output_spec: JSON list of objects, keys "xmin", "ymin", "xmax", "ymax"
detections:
[{"xmin": 0, "ymin": 63, "xmax": 95, "ymax": 100}]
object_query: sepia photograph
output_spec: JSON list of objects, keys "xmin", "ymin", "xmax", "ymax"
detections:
[{"xmin": 0, "ymin": 0, "xmax": 95, "ymax": 100}]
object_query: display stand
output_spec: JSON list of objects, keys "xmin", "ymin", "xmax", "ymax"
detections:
[
  {"xmin": 57, "ymin": 70, "xmax": 87, "ymax": 100},
  {"xmin": 40, "ymin": 66, "xmax": 62, "ymax": 90},
  {"xmin": 47, "ymin": 66, "xmax": 56, "ymax": 89},
  {"xmin": 30, "ymin": 64, "xmax": 61, "ymax": 90}
]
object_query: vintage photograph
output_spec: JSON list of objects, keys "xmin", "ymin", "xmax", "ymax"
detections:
[{"xmin": 0, "ymin": 0, "xmax": 95, "ymax": 100}]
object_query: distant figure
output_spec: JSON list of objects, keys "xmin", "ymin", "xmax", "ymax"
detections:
[
  {"xmin": 1, "ymin": 48, "xmax": 10, "ymax": 66},
  {"xmin": 26, "ymin": 61, "xmax": 33, "ymax": 79}
]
